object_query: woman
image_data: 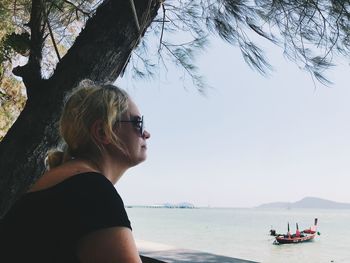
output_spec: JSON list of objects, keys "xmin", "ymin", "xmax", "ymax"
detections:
[{"xmin": 0, "ymin": 81, "xmax": 150, "ymax": 263}]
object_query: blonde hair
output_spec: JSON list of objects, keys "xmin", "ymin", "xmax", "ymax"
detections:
[{"xmin": 46, "ymin": 80, "xmax": 129, "ymax": 169}]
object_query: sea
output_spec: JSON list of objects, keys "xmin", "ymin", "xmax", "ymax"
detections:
[{"xmin": 126, "ymin": 207, "xmax": 350, "ymax": 263}]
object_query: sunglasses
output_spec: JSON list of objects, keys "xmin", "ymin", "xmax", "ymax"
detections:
[{"xmin": 118, "ymin": 115, "xmax": 144, "ymax": 136}]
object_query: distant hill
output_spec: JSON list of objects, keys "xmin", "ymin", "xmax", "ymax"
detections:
[{"xmin": 257, "ymin": 197, "xmax": 350, "ymax": 209}]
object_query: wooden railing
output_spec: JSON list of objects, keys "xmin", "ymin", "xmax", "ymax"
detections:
[{"xmin": 140, "ymin": 255, "xmax": 166, "ymax": 263}]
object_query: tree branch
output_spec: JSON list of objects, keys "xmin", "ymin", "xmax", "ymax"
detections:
[
  {"xmin": 47, "ymin": 18, "xmax": 61, "ymax": 61},
  {"xmin": 13, "ymin": 0, "xmax": 18, "ymax": 17},
  {"xmin": 42, "ymin": 2, "xmax": 62, "ymax": 62},
  {"xmin": 129, "ymin": 0, "xmax": 141, "ymax": 32},
  {"xmin": 13, "ymin": 0, "xmax": 45, "ymax": 92},
  {"xmin": 120, "ymin": 0, "xmax": 154, "ymax": 76},
  {"xmin": 63, "ymin": 0, "xmax": 91, "ymax": 17},
  {"xmin": 158, "ymin": 1, "xmax": 166, "ymax": 52}
]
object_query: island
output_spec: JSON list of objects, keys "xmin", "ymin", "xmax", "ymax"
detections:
[{"xmin": 257, "ymin": 196, "xmax": 350, "ymax": 209}]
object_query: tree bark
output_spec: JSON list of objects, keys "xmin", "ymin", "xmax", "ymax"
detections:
[{"xmin": 0, "ymin": 0, "xmax": 160, "ymax": 218}]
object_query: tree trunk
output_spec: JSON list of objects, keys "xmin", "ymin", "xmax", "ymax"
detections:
[{"xmin": 0, "ymin": 0, "xmax": 160, "ymax": 218}]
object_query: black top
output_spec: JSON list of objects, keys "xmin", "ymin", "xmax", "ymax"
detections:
[{"xmin": 0, "ymin": 172, "xmax": 131, "ymax": 263}]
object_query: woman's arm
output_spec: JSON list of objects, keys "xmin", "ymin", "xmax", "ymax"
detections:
[{"xmin": 77, "ymin": 226, "xmax": 142, "ymax": 263}]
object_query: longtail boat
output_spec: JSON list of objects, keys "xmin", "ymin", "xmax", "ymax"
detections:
[{"xmin": 274, "ymin": 218, "xmax": 318, "ymax": 244}]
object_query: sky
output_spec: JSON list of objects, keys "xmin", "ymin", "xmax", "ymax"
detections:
[{"xmin": 115, "ymin": 36, "xmax": 350, "ymax": 208}]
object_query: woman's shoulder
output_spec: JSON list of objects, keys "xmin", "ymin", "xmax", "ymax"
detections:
[
  {"xmin": 63, "ymin": 172, "xmax": 117, "ymax": 197},
  {"xmin": 55, "ymin": 172, "xmax": 112, "ymax": 191},
  {"xmin": 28, "ymin": 160, "xmax": 107, "ymax": 193},
  {"xmin": 28, "ymin": 172, "xmax": 114, "ymax": 198}
]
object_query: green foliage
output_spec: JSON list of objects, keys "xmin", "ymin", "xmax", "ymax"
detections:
[
  {"xmin": 0, "ymin": 45, "xmax": 13, "ymax": 70},
  {"xmin": 129, "ymin": 0, "xmax": 350, "ymax": 89},
  {"xmin": 254, "ymin": 0, "xmax": 350, "ymax": 84},
  {"xmin": 0, "ymin": 0, "xmax": 99, "ymax": 139},
  {"xmin": 127, "ymin": 0, "xmax": 210, "ymax": 91},
  {"xmin": 2, "ymin": 0, "xmax": 350, "ymax": 92},
  {"xmin": 4, "ymin": 32, "xmax": 30, "ymax": 56},
  {"xmin": 0, "ymin": 1, "xmax": 27, "ymax": 140},
  {"xmin": 127, "ymin": 0, "xmax": 274, "ymax": 90},
  {"xmin": 0, "ymin": 77, "xmax": 26, "ymax": 141},
  {"xmin": 0, "ymin": 1, "xmax": 15, "ymax": 75}
]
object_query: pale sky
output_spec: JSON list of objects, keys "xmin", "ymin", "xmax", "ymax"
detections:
[{"xmin": 116, "ymin": 37, "xmax": 350, "ymax": 208}]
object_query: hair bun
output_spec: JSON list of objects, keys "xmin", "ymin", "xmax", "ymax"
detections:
[{"xmin": 45, "ymin": 150, "xmax": 64, "ymax": 170}]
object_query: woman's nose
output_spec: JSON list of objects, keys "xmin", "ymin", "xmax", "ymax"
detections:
[{"xmin": 143, "ymin": 130, "xmax": 151, "ymax": 139}]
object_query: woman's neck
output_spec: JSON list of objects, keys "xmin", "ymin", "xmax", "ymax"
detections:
[{"xmin": 93, "ymin": 154, "xmax": 128, "ymax": 184}]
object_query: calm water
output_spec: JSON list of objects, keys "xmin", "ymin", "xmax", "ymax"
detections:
[{"xmin": 126, "ymin": 207, "xmax": 350, "ymax": 263}]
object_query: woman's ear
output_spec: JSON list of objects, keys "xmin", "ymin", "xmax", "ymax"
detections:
[{"xmin": 91, "ymin": 120, "xmax": 110, "ymax": 145}]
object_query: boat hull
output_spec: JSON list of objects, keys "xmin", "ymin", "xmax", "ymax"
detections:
[{"xmin": 275, "ymin": 234, "xmax": 315, "ymax": 244}]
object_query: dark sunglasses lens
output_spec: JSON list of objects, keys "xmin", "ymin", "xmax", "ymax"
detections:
[
  {"xmin": 140, "ymin": 116, "xmax": 144, "ymax": 136},
  {"xmin": 133, "ymin": 116, "xmax": 144, "ymax": 136}
]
